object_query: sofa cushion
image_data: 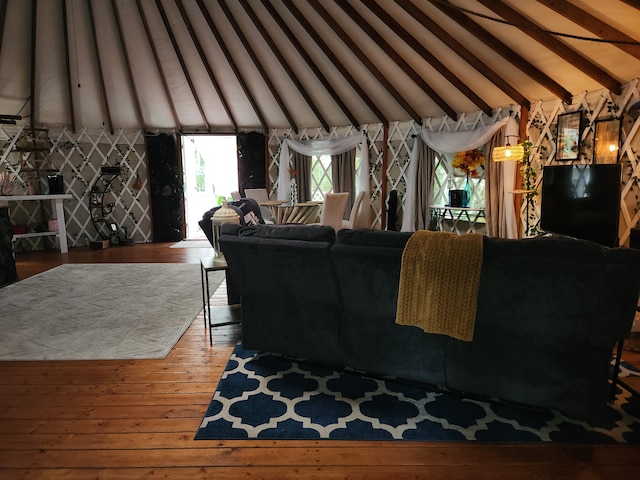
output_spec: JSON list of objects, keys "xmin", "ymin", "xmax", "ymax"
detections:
[
  {"xmin": 336, "ymin": 228, "xmax": 411, "ymax": 249},
  {"xmin": 332, "ymin": 228, "xmax": 447, "ymax": 387},
  {"xmin": 445, "ymin": 234, "xmax": 640, "ymax": 420},
  {"xmin": 219, "ymin": 223, "xmax": 341, "ymax": 368},
  {"xmin": 238, "ymin": 223, "xmax": 336, "ymax": 243}
]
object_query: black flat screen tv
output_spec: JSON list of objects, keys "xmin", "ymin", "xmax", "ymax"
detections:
[{"xmin": 540, "ymin": 164, "xmax": 621, "ymax": 247}]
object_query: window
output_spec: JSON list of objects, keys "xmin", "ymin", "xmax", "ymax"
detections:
[
  {"xmin": 433, "ymin": 151, "xmax": 486, "ymax": 208},
  {"xmin": 309, "ymin": 153, "xmax": 361, "ymax": 201},
  {"xmin": 310, "ymin": 154, "xmax": 332, "ymax": 201}
]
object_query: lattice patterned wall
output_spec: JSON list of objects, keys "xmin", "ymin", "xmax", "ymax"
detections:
[
  {"xmin": 268, "ymin": 111, "xmax": 512, "ymax": 230},
  {"xmin": 269, "ymin": 79, "xmax": 640, "ymax": 245},
  {"xmin": 1, "ymin": 127, "xmax": 151, "ymax": 251},
  {"xmin": 3, "ymin": 81, "xmax": 640, "ymax": 251},
  {"xmin": 525, "ymin": 80, "xmax": 640, "ymax": 245}
]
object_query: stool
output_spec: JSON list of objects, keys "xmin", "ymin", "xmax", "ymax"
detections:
[{"xmin": 200, "ymin": 256, "xmax": 241, "ymax": 346}]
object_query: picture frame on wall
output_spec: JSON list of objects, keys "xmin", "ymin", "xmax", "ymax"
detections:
[
  {"xmin": 593, "ymin": 117, "xmax": 622, "ymax": 164},
  {"xmin": 556, "ymin": 111, "xmax": 583, "ymax": 161}
]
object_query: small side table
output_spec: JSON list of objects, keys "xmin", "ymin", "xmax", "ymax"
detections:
[
  {"xmin": 200, "ymin": 256, "xmax": 241, "ymax": 346},
  {"xmin": 610, "ymin": 305, "xmax": 640, "ymax": 401}
]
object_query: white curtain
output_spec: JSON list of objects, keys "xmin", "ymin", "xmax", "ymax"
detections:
[
  {"xmin": 401, "ymin": 117, "xmax": 518, "ymax": 233},
  {"xmin": 277, "ymin": 134, "xmax": 370, "ymax": 202}
]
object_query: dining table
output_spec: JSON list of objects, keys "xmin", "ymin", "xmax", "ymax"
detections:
[{"xmin": 260, "ymin": 200, "xmax": 322, "ymax": 224}]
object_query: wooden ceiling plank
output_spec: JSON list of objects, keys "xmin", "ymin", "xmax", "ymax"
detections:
[
  {"xmin": 396, "ymin": 0, "xmax": 530, "ymax": 109},
  {"xmin": 430, "ymin": 0, "xmax": 573, "ymax": 105},
  {"xmin": 260, "ymin": 0, "xmax": 361, "ymax": 129},
  {"xmin": 195, "ymin": 0, "xmax": 268, "ymax": 133},
  {"xmin": 134, "ymin": 0, "xmax": 182, "ymax": 130},
  {"xmin": 111, "ymin": 0, "xmax": 145, "ymax": 129},
  {"xmin": 270, "ymin": 0, "xmax": 370, "ymax": 130},
  {"xmin": 61, "ymin": 0, "xmax": 77, "ymax": 133},
  {"xmin": 282, "ymin": 0, "xmax": 391, "ymax": 125},
  {"xmin": 87, "ymin": 0, "xmax": 114, "ymax": 134},
  {"xmin": 536, "ymin": 0, "xmax": 640, "ymax": 61},
  {"xmin": 476, "ymin": 0, "xmax": 622, "ymax": 95},
  {"xmin": 340, "ymin": 1, "xmax": 458, "ymax": 120},
  {"xmin": 218, "ymin": 0, "xmax": 298, "ymax": 134},
  {"xmin": 241, "ymin": 0, "xmax": 330, "ymax": 133},
  {"xmin": 154, "ymin": 0, "xmax": 209, "ymax": 131},
  {"xmin": 175, "ymin": 0, "xmax": 238, "ymax": 132},
  {"xmin": 364, "ymin": 0, "xmax": 492, "ymax": 116},
  {"xmin": 308, "ymin": 0, "xmax": 421, "ymax": 124}
]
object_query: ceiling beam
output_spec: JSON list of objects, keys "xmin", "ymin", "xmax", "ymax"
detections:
[
  {"xmin": 87, "ymin": 0, "xmax": 114, "ymax": 134},
  {"xmin": 260, "ymin": 0, "xmax": 361, "ymax": 129},
  {"xmin": 308, "ymin": 0, "xmax": 422, "ymax": 124},
  {"xmin": 535, "ymin": 0, "xmax": 640, "ymax": 61},
  {"xmin": 241, "ymin": 0, "xmax": 330, "ymax": 133},
  {"xmin": 0, "ymin": 0, "xmax": 7, "ymax": 57},
  {"xmin": 195, "ymin": 0, "xmax": 269, "ymax": 133},
  {"xmin": 29, "ymin": 0, "xmax": 36, "ymax": 126},
  {"xmin": 175, "ymin": 0, "xmax": 238, "ymax": 132},
  {"xmin": 396, "ymin": 0, "xmax": 530, "ymax": 109},
  {"xmin": 134, "ymin": 0, "xmax": 182, "ymax": 130},
  {"xmin": 430, "ymin": 0, "xmax": 573, "ymax": 105},
  {"xmin": 217, "ymin": 0, "xmax": 299, "ymax": 134},
  {"xmin": 281, "ymin": 0, "xmax": 390, "ymax": 125},
  {"xmin": 154, "ymin": 0, "xmax": 209, "ymax": 131},
  {"xmin": 620, "ymin": 0, "xmax": 640, "ymax": 9},
  {"xmin": 339, "ymin": 1, "xmax": 458, "ymax": 120},
  {"xmin": 364, "ymin": 0, "xmax": 492, "ymax": 117},
  {"xmin": 476, "ymin": 0, "xmax": 622, "ymax": 95},
  {"xmin": 111, "ymin": 0, "xmax": 145, "ymax": 129},
  {"xmin": 61, "ymin": 0, "xmax": 76, "ymax": 132}
]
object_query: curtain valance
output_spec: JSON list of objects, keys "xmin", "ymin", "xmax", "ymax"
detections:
[
  {"xmin": 419, "ymin": 117, "xmax": 510, "ymax": 154},
  {"xmin": 277, "ymin": 134, "xmax": 369, "ymax": 201},
  {"xmin": 401, "ymin": 117, "xmax": 517, "ymax": 233}
]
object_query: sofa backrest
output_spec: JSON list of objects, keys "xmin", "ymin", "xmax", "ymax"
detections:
[{"xmin": 219, "ymin": 224, "xmax": 342, "ymax": 366}]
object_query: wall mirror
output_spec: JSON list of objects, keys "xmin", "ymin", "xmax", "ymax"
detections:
[{"xmin": 593, "ymin": 117, "xmax": 622, "ymax": 164}]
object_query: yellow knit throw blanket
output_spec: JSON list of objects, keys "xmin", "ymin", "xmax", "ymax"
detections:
[{"xmin": 395, "ymin": 230, "xmax": 483, "ymax": 342}]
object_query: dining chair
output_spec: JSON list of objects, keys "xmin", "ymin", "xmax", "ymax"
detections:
[
  {"xmin": 244, "ymin": 188, "xmax": 275, "ymax": 224},
  {"xmin": 230, "ymin": 191, "xmax": 241, "ymax": 201},
  {"xmin": 319, "ymin": 192, "xmax": 349, "ymax": 232},
  {"xmin": 342, "ymin": 191, "xmax": 365, "ymax": 229}
]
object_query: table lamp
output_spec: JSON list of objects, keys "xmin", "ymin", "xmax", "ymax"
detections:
[{"xmin": 211, "ymin": 199, "xmax": 240, "ymax": 261}]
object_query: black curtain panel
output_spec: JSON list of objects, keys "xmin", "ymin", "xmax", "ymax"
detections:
[
  {"xmin": 146, "ymin": 133, "xmax": 184, "ymax": 242},
  {"xmin": 0, "ymin": 207, "xmax": 18, "ymax": 285},
  {"xmin": 237, "ymin": 132, "xmax": 267, "ymax": 195}
]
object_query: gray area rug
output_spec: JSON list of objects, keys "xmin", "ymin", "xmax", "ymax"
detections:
[
  {"xmin": 170, "ymin": 240, "xmax": 213, "ymax": 249},
  {"xmin": 0, "ymin": 263, "xmax": 224, "ymax": 361}
]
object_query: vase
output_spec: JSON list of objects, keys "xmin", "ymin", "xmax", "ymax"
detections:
[
  {"xmin": 463, "ymin": 176, "xmax": 472, "ymax": 208},
  {"xmin": 290, "ymin": 177, "xmax": 298, "ymax": 205}
]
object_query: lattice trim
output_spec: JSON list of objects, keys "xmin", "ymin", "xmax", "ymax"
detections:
[{"xmin": 1, "ymin": 127, "xmax": 150, "ymax": 251}]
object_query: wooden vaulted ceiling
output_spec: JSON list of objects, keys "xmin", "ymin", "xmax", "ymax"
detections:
[{"xmin": 0, "ymin": 0, "xmax": 639, "ymax": 134}]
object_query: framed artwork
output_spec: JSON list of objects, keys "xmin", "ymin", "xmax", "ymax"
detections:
[
  {"xmin": 556, "ymin": 111, "xmax": 583, "ymax": 161},
  {"xmin": 593, "ymin": 117, "xmax": 621, "ymax": 164}
]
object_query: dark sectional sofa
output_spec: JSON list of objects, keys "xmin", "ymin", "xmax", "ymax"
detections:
[{"xmin": 219, "ymin": 223, "xmax": 640, "ymax": 420}]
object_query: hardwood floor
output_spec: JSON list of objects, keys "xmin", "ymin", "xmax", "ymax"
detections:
[{"xmin": 1, "ymin": 243, "xmax": 639, "ymax": 479}]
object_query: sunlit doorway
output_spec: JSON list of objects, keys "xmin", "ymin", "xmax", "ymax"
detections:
[{"xmin": 181, "ymin": 135, "xmax": 238, "ymax": 239}]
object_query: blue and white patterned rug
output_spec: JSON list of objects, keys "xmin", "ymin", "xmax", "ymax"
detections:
[{"xmin": 195, "ymin": 344, "xmax": 640, "ymax": 443}]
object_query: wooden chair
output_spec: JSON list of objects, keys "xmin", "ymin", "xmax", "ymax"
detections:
[
  {"xmin": 319, "ymin": 192, "xmax": 349, "ymax": 232},
  {"xmin": 342, "ymin": 191, "xmax": 365, "ymax": 229}
]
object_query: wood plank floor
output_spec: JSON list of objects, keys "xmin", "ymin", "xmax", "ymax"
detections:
[{"xmin": 1, "ymin": 242, "xmax": 639, "ymax": 479}]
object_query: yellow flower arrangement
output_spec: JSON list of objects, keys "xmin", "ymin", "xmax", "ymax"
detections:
[{"xmin": 452, "ymin": 149, "xmax": 485, "ymax": 177}]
